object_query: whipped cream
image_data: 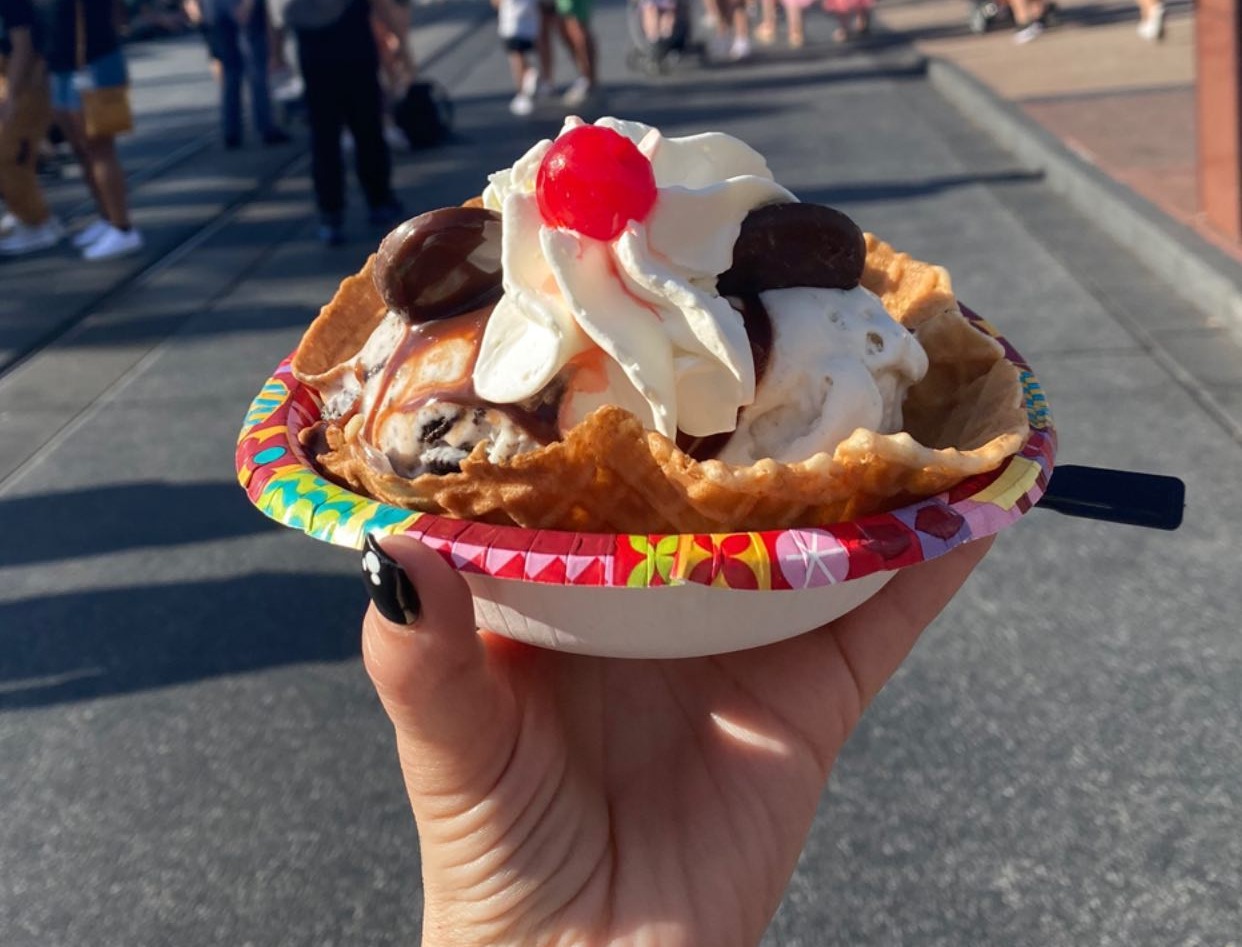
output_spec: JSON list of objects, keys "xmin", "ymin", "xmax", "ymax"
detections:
[{"xmin": 473, "ymin": 116, "xmax": 794, "ymax": 439}]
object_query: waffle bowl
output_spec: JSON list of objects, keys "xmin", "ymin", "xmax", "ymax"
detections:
[{"xmin": 236, "ymin": 301, "xmax": 1055, "ymax": 658}]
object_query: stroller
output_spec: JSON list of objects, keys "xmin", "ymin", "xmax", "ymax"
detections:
[
  {"xmin": 968, "ymin": 0, "xmax": 1058, "ymax": 33},
  {"xmin": 626, "ymin": 0, "xmax": 699, "ymax": 75},
  {"xmin": 967, "ymin": 0, "xmax": 1013, "ymax": 33}
]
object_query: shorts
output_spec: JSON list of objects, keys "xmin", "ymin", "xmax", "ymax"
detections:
[
  {"xmin": 51, "ymin": 49, "xmax": 128, "ymax": 112},
  {"xmin": 502, "ymin": 35, "xmax": 535, "ymax": 53},
  {"xmin": 554, "ymin": 0, "xmax": 592, "ymax": 19}
]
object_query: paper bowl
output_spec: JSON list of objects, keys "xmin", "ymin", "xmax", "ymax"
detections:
[{"xmin": 237, "ymin": 309, "xmax": 1055, "ymax": 658}]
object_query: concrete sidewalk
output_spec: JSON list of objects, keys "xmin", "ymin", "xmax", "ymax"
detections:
[{"xmin": 874, "ymin": 0, "xmax": 1242, "ymax": 346}]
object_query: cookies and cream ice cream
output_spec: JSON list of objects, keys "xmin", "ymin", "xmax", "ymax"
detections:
[{"xmin": 290, "ymin": 117, "xmax": 1030, "ymax": 532}]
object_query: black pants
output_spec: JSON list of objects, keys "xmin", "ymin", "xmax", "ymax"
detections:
[{"xmin": 298, "ymin": 53, "xmax": 393, "ymax": 219}]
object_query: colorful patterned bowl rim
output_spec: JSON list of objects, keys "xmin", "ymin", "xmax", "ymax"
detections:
[{"xmin": 236, "ymin": 308, "xmax": 1056, "ymax": 592}]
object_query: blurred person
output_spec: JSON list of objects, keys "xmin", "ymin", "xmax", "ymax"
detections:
[
  {"xmin": 371, "ymin": 0, "xmax": 413, "ymax": 97},
  {"xmin": 44, "ymin": 0, "xmax": 142, "ymax": 260},
  {"xmin": 822, "ymin": 0, "xmax": 870, "ymax": 42},
  {"xmin": 493, "ymin": 0, "xmax": 539, "ymax": 116},
  {"xmin": 0, "ymin": 0, "xmax": 63, "ymax": 255},
  {"xmin": 1009, "ymin": 0, "xmax": 1055, "ymax": 42},
  {"xmin": 370, "ymin": 0, "xmax": 416, "ymax": 150},
  {"xmin": 534, "ymin": 0, "xmax": 558, "ymax": 95},
  {"xmin": 358, "ymin": 534, "xmax": 996, "ymax": 946},
  {"xmin": 182, "ymin": 0, "xmax": 223, "ymax": 83},
  {"xmin": 198, "ymin": 0, "xmax": 290, "ymax": 148},
  {"xmin": 707, "ymin": 0, "xmax": 750, "ymax": 61},
  {"xmin": 1135, "ymin": 0, "xmax": 1164, "ymax": 40},
  {"xmin": 755, "ymin": 0, "xmax": 809, "ymax": 47},
  {"xmin": 540, "ymin": 0, "xmax": 598, "ymax": 106},
  {"xmin": 285, "ymin": 0, "xmax": 403, "ymax": 245}
]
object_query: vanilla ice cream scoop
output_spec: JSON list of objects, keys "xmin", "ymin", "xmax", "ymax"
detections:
[{"xmin": 714, "ymin": 287, "xmax": 929, "ymax": 465}]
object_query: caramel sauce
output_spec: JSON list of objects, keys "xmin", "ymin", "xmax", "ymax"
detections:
[{"xmin": 364, "ymin": 303, "xmax": 565, "ymax": 448}]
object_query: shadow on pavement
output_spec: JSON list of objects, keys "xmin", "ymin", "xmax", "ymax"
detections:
[
  {"xmin": 0, "ymin": 572, "xmax": 362, "ymax": 710},
  {"xmin": 801, "ymin": 169, "xmax": 1044, "ymax": 203},
  {"xmin": 0, "ymin": 482, "xmax": 279, "ymax": 568}
]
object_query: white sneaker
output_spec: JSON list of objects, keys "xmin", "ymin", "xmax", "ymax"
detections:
[
  {"xmin": 0, "ymin": 211, "xmax": 18, "ymax": 235},
  {"xmin": 72, "ymin": 217, "xmax": 111, "ymax": 249},
  {"xmin": 509, "ymin": 92, "xmax": 535, "ymax": 116},
  {"xmin": 728, "ymin": 36, "xmax": 752, "ymax": 60},
  {"xmin": 0, "ymin": 218, "xmax": 64, "ymax": 255},
  {"xmin": 82, "ymin": 224, "xmax": 143, "ymax": 261},
  {"xmin": 561, "ymin": 77, "xmax": 593, "ymax": 107},
  {"xmin": 1137, "ymin": 3, "xmax": 1165, "ymax": 39},
  {"xmin": 1013, "ymin": 21, "xmax": 1044, "ymax": 43}
]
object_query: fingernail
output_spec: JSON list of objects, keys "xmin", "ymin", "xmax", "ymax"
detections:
[{"xmin": 361, "ymin": 534, "xmax": 421, "ymax": 626}]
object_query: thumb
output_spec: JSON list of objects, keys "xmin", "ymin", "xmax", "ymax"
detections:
[{"xmin": 360, "ymin": 534, "xmax": 517, "ymax": 803}]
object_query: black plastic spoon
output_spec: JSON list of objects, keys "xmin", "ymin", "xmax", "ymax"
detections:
[{"xmin": 1037, "ymin": 464, "xmax": 1186, "ymax": 530}]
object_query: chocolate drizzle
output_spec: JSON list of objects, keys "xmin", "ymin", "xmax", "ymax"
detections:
[{"xmin": 364, "ymin": 303, "xmax": 566, "ymax": 451}]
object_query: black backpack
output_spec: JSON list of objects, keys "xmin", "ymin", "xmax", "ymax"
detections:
[{"xmin": 392, "ymin": 79, "xmax": 454, "ymax": 150}]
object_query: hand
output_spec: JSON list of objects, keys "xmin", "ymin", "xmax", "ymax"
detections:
[{"xmin": 362, "ymin": 533, "xmax": 994, "ymax": 946}]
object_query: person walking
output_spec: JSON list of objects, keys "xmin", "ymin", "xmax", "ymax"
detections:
[
  {"xmin": 494, "ymin": 0, "xmax": 539, "ymax": 116},
  {"xmin": 0, "ymin": 0, "xmax": 63, "ymax": 255},
  {"xmin": 197, "ymin": 0, "xmax": 290, "ymax": 148},
  {"xmin": 1135, "ymin": 0, "xmax": 1164, "ymax": 40},
  {"xmin": 538, "ymin": 0, "xmax": 598, "ymax": 106},
  {"xmin": 756, "ymin": 0, "xmax": 811, "ymax": 48},
  {"xmin": 822, "ymin": 0, "xmax": 871, "ymax": 43},
  {"xmin": 43, "ymin": 0, "xmax": 142, "ymax": 260},
  {"xmin": 284, "ymin": 0, "xmax": 403, "ymax": 245}
]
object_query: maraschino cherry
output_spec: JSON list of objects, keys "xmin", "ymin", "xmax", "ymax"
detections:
[{"xmin": 536, "ymin": 124, "xmax": 658, "ymax": 241}]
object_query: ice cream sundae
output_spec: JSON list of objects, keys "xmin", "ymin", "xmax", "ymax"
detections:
[{"xmin": 290, "ymin": 117, "xmax": 1030, "ymax": 532}]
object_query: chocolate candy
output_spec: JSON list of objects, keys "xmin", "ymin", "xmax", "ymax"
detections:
[
  {"xmin": 716, "ymin": 202, "xmax": 866, "ymax": 296},
  {"xmin": 374, "ymin": 207, "xmax": 504, "ymax": 323}
]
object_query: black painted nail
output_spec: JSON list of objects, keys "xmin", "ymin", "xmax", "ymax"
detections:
[{"xmin": 362, "ymin": 534, "xmax": 421, "ymax": 625}]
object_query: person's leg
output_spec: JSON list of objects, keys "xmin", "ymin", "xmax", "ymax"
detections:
[
  {"xmin": 557, "ymin": 15, "xmax": 596, "ymax": 86},
  {"xmin": 213, "ymin": 14, "xmax": 245, "ymax": 144},
  {"xmin": 215, "ymin": 14, "xmax": 246, "ymax": 142},
  {"xmin": 784, "ymin": 0, "xmax": 804, "ymax": 45},
  {"xmin": 1135, "ymin": 0, "xmax": 1165, "ymax": 38},
  {"xmin": 507, "ymin": 48, "xmax": 527, "ymax": 91},
  {"xmin": 342, "ymin": 64, "xmax": 396, "ymax": 215},
  {"xmin": 244, "ymin": 2, "xmax": 282, "ymax": 138},
  {"xmin": 300, "ymin": 51, "xmax": 348, "ymax": 230},
  {"xmin": 537, "ymin": 3, "xmax": 557, "ymax": 87},
  {"xmin": 1009, "ymin": 0, "xmax": 1046, "ymax": 40},
  {"xmin": 53, "ymin": 107, "xmax": 111, "ymax": 216},
  {"xmin": 0, "ymin": 69, "xmax": 54, "ymax": 227},
  {"xmin": 62, "ymin": 111, "xmax": 132, "ymax": 230},
  {"xmin": 755, "ymin": 0, "xmax": 777, "ymax": 43},
  {"xmin": 728, "ymin": 0, "xmax": 751, "ymax": 57}
]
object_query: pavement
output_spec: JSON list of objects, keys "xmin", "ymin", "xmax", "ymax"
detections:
[{"xmin": 2, "ymin": 2, "xmax": 1241, "ymax": 945}]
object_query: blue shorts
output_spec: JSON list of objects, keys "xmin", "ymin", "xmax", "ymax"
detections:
[{"xmin": 51, "ymin": 49, "xmax": 128, "ymax": 112}]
